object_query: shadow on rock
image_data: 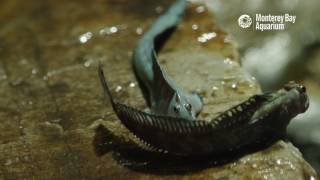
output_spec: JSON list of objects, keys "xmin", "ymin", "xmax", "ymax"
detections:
[{"xmin": 93, "ymin": 124, "xmax": 280, "ymax": 175}]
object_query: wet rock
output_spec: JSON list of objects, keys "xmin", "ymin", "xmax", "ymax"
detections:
[{"xmin": 0, "ymin": 0, "xmax": 318, "ymax": 179}]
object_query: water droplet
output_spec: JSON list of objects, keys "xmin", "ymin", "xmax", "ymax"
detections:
[
  {"xmin": 109, "ymin": 27, "xmax": 118, "ymax": 33},
  {"xmin": 196, "ymin": 6, "xmax": 205, "ymax": 13},
  {"xmin": 223, "ymin": 58, "xmax": 233, "ymax": 65},
  {"xmin": 231, "ymin": 83, "xmax": 237, "ymax": 89},
  {"xmin": 31, "ymin": 68, "xmax": 38, "ymax": 75},
  {"xmin": 99, "ymin": 26, "xmax": 119, "ymax": 35},
  {"xmin": 79, "ymin": 32, "xmax": 93, "ymax": 44},
  {"xmin": 212, "ymin": 86, "xmax": 218, "ymax": 91},
  {"xmin": 129, "ymin": 82, "xmax": 136, "ymax": 88},
  {"xmin": 84, "ymin": 60, "xmax": 93, "ymax": 67},
  {"xmin": 276, "ymin": 159, "xmax": 281, "ymax": 165},
  {"xmin": 197, "ymin": 32, "xmax": 217, "ymax": 43},
  {"xmin": 191, "ymin": 24, "xmax": 199, "ymax": 30},
  {"xmin": 115, "ymin": 85, "xmax": 122, "ymax": 92},
  {"xmin": 252, "ymin": 163, "xmax": 258, "ymax": 168},
  {"xmin": 136, "ymin": 27, "xmax": 143, "ymax": 35}
]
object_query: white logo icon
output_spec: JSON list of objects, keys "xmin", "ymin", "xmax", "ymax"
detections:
[{"xmin": 238, "ymin": 14, "xmax": 252, "ymax": 28}]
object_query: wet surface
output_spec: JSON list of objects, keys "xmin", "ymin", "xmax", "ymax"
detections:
[
  {"xmin": 204, "ymin": 0, "xmax": 320, "ymax": 172},
  {"xmin": 0, "ymin": 0, "xmax": 318, "ymax": 179}
]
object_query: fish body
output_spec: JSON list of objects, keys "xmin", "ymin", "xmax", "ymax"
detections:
[
  {"xmin": 98, "ymin": 0, "xmax": 309, "ymax": 156},
  {"xmin": 99, "ymin": 64, "xmax": 309, "ymax": 155},
  {"xmin": 132, "ymin": 0, "xmax": 202, "ymax": 120}
]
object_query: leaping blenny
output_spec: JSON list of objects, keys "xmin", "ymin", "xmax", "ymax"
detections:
[
  {"xmin": 132, "ymin": 0, "xmax": 203, "ymax": 121},
  {"xmin": 98, "ymin": 0, "xmax": 309, "ymax": 156}
]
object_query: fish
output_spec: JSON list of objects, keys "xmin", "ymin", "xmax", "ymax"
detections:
[
  {"xmin": 99, "ymin": 64, "xmax": 309, "ymax": 155},
  {"xmin": 98, "ymin": 0, "xmax": 309, "ymax": 156},
  {"xmin": 132, "ymin": 0, "xmax": 203, "ymax": 120}
]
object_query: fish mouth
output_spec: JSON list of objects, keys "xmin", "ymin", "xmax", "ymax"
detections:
[{"xmin": 282, "ymin": 81, "xmax": 309, "ymax": 113}]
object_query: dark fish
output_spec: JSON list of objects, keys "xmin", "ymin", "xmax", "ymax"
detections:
[{"xmin": 99, "ymin": 65, "xmax": 309, "ymax": 156}]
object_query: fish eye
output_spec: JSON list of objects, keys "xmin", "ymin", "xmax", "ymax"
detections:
[
  {"xmin": 185, "ymin": 103, "xmax": 192, "ymax": 111},
  {"xmin": 300, "ymin": 85, "xmax": 306, "ymax": 93},
  {"xmin": 173, "ymin": 105, "xmax": 180, "ymax": 114}
]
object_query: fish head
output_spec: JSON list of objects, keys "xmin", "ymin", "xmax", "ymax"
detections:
[
  {"xmin": 167, "ymin": 92, "xmax": 203, "ymax": 120},
  {"xmin": 283, "ymin": 81, "xmax": 309, "ymax": 113}
]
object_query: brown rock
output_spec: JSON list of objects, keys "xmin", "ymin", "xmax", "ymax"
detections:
[{"xmin": 0, "ymin": 0, "xmax": 318, "ymax": 179}]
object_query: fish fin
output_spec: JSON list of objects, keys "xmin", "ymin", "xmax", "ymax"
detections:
[
  {"xmin": 114, "ymin": 102, "xmax": 212, "ymax": 154},
  {"xmin": 151, "ymin": 50, "xmax": 175, "ymax": 101},
  {"xmin": 98, "ymin": 62, "xmax": 116, "ymax": 107}
]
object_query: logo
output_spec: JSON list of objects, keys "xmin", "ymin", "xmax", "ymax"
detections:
[
  {"xmin": 238, "ymin": 14, "xmax": 252, "ymax": 28},
  {"xmin": 237, "ymin": 13, "xmax": 296, "ymax": 31}
]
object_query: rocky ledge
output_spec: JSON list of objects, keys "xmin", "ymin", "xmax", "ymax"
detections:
[{"xmin": 0, "ymin": 0, "xmax": 318, "ymax": 179}]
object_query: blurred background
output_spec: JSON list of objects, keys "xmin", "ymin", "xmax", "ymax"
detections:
[{"xmin": 203, "ymin": 0, "xmax": 320, "ymax": 172}]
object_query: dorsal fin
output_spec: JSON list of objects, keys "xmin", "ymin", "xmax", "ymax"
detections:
[
  {"xmin": 113, "ymin": 102, "xmax": 214, "ymax": 155},
  {"xmin": 116, "ymin": 102, "xmax": 211, "ymax": 134},
  {"xmin": 151, "ymin": 50, "xmax": 175, "ymax": 102},
  {"xmin": 210, "ymin": 94, "xmax": 269, "ymax": 129}
]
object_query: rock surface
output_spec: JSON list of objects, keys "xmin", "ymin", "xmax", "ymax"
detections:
[
  {"xmin": 204, "ymin": 0, "xmax": 320, "ymax": 172},
  {"xmin": 0, "ymin": 0, "xmax": 318, "ymax": 179}
]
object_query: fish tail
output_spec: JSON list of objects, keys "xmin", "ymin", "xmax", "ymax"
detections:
[{"xmin": 143, "ymin": 0, "xmax": 187, "ymax": 40}]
